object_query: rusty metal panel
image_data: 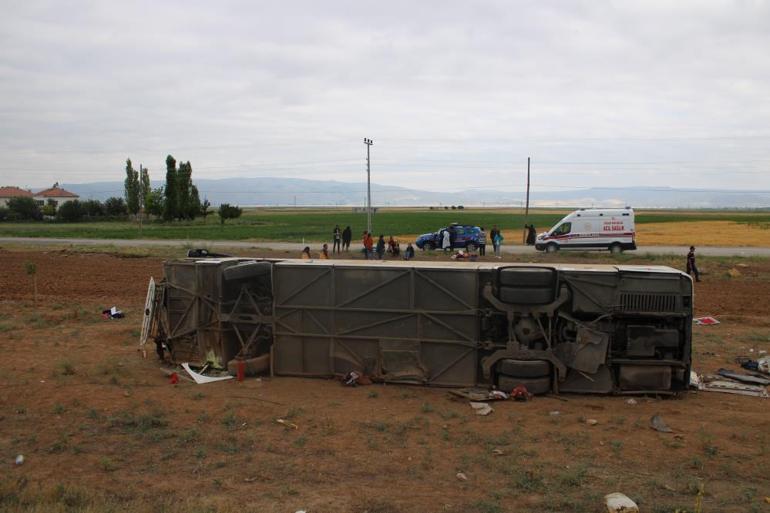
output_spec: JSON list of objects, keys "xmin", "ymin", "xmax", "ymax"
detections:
[{"xmin": 272, "ymin": 262, "xmax": 479, "ymax": 386}]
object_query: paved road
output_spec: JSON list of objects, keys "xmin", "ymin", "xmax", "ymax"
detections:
[{"xmin": 2, "ymin": 236, "xmax": 770, "ymax": 257}]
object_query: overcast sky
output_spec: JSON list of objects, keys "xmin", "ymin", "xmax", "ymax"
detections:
[{"xmin": 2, "ymin": 0, "xmax": 770, "ymax": 196}]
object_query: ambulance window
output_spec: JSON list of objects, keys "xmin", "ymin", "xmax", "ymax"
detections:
[{"xmin": 553, "ymin": 222, "xmax": 571, "ymax": 235}]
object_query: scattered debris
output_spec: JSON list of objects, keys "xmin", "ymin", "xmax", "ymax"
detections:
[
  {"xmin": 549, "ymin": 410, "xmax": 561, "ymax": 417},
  {"xmin": 181, "ymin": 363, "xmax": 234, "ymax": 385},
  {"xmin": 169, "ymin": 372, "xmax": 179, "ymax": 385},
  {"xmin": 276, "ymin": 418, "xmax": 299, "ymax": 430},
  {"xmin": 650, "ymin": 415, "xmax": 673, "ymax": 433},
  {"xmin": 717, "ymin": 368, "xmax": 770, "ymax": 386},
  {"xmin": 15, "ymin": 455, "xmax": 24, "ymax": 466},
  {"xmin": 455, "ymin": 472, "xmax": 468, "ymax": 481},
  {"xmin": 244, "ymin": 476, "xmax": 258, "ymax": 483},
  {"xmin": 605, "ymin": 492, "xmax": 639, "ymax": 513},
  {"xmin": 727, "ymin": 268, "xmax": 741, "ymax": 278},
  {"xmin": 491, "ymin": 449, "xmax": 504, "ymax": 456},
  {"xmin": 160, "ymin": 368, "xmax": 193, "ymax": 383},
  {"xmin": 449, "ymin": 388, "xmax": 508, "ymax": 401},
  {"xmin": 102, "ymin": 306, "xmax": 124, "ymax": 320},
  {"xmin": 469, "ymin": 402, "xmax": 493, "ymax": 416},
  {"xmin": 739, "ymin": 356, "xmax": 770, "ymax": 376},
  {"xmin": 694, "ymin": 316, "xmax": 719, "ymax": 326},
  {"xmin": 586, "ymin": 418, "xmax": 598, "ymax": 426},
  {"xmin": 699, "ymin": 378, "xmax": 769, "ymax": 398},
  {"xmin": 510, "ymin": 384, "xmax": 531, "ymax": 401},
  {"xmin": 626, "ymin": 398, "xmax": 637, "ymax": 405},
  {"xmin": 341, "ymin": 370, "xmax": 371, "ymax": 386}
]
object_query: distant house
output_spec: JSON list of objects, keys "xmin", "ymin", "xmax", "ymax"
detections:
[
  {"xmin": 0, "ymin": 186, "xmax": 34, "ymax": 208},
  {"xmin": 33, "ymin": 184, "xmax": 79, "ymax": 211}
]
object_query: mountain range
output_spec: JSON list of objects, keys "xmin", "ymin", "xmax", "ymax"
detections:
[{"xmin": 60, "ymin": 177, "xmax": 770, "ymax": 209}]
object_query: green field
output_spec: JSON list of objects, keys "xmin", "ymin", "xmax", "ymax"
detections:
[{"xmin": 1, "ymin": 208, "xmax": 769, "ymax": 243}]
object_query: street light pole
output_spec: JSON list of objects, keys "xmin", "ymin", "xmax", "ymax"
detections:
[{"xmin": 364, "ymin": 138, "xmax": 373, "ymax": 234}]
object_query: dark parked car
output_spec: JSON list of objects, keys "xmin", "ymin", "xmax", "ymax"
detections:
[{"xmin": 415, "ymin": 224, "xmax": 482, "ymax": 250}]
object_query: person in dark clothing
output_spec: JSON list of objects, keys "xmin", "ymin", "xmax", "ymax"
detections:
[
  {"xmin": 404, "ymin": 243, "xmax": 415, "ymax": 260},
  {"xmin": 490, "ymin": 225, "xmax": 500, "ymax": 256},
  {"xmin": 342, "ymin": 226, "xmax": 352, "ymax": 251},
  {"xmin": 526, "ymin": 224, "xmax": 537, "ymax": 245},
  {"xmin": 478, "ymin": 227, "xmax": 487, "ymax": 256},
  {"xmin": 332, "ymin": 225, "xmax": 342, "ymax": 253},
  {"xmin": 376, "ymin": 235, "xmax": 386, "ymax": 259},
  {"xmin": 687, "ymin": 246, "xmax": 701, "ymax": 282}
]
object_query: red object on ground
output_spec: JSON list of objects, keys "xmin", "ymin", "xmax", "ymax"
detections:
[
  {"xmin": 169, "ymin": 372, "xmax": 179, "ymax": 384},
  {"xmin": 510, "ymin": 384, "xmax": 531, "ymax": 401},
  {"xmin": 237, "ymin": 360, "xmax": 245, "ymax": 382}
]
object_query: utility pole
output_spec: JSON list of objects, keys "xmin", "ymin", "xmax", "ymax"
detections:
[
  {"xmin": 364, "ymin": 138, "xmax": 373, "ymax": 234},
  {"xmin": 524, "ymin": 157, "xmax": 531, "ymax": 244}
]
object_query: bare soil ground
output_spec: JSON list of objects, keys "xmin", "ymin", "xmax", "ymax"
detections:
[{"xmin": 1, "ymin": 248, "xmax": 769, "ymax": 513}]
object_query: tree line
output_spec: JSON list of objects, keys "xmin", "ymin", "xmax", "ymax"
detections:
[{"xmin": 0, "ymin": 156, "xmax": 243, "ymax": 224}]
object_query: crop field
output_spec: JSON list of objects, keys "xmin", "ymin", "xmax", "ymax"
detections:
[
  {"xmin": 1, "ymin": 208, "xmax": 769, "ymax": 246},
  {"xmin": 1, "ymin": 246, "xmax": 769, "ymax": 513}
]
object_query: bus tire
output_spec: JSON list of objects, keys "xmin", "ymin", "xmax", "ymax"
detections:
[{"xmin": 498, "ymin": 359, "xmax": 550, "ymax": 378}]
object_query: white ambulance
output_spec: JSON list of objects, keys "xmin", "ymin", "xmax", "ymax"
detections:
[{"xmin": 534, "ymin": 207, "xmax": 636, "ymax": 253}]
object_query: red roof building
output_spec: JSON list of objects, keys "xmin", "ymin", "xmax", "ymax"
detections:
[
  {"xmin": 0, "ymin": 186, "xmax": 33, "ymax": 198},
  {"xmin": 35, "ymin": 186, "xmax": 79, "ymax": 198}
]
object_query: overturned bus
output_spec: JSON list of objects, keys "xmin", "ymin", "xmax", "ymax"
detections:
[{"xmin": 144, "ymin": 258, "xmax": 693, "ymax": 394}]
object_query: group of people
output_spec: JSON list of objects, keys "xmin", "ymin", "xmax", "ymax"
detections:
[{"xmin": 360, "ymin": 231, "xmax": 415, "ymax": 260}]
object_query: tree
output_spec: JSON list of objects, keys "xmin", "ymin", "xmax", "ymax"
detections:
[
  {"xmin": 145, "ymin": 188, "xmax": 165, "ymax": 217},
  {"xmin": 57, "ymin": 200, "xmax": 84, "ymax": 222},
  {"xmin": 177, "ymin": 161, "xmax": 192, "ymax": 220},
  {"xmin": 188, "ymin": 184, "xmax": 201, "ymax": 220},
  {"xmin": 200, "ymin": 198, "xmax": 211, "ymax": 223},
  {"xmin": 105, "ymin": 197, "xmax": 128, "ymax": 217},
  {"xmin": 7, "ymin": 197, "xmax": 42, "ymax": 220},
  {"xmin": 217, "ymin": 203, "xmax": 242, "ymax": 225},
  {"xmin": 124, "ymin": 158, "xmax": 140, "ymax": 217},
  {"xmin": 163, "ymin": 155, "xmax": 177, "ymax": 221},
  {"xmin": 82, "ymin": 199, "xmax": 105, "ymax": 218},
  {"xmin": 139, "ymin": 165, "xmax": 151, "ymax": 213}
]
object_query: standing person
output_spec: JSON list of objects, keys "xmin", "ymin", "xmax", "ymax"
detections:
[
  {"xmin": 527, "ymin": 224, "xmax": 537, "ymax": 245},
  {"xmin": 376, "ymin": 235, "xmax": 386, "ymax": 260},
  {"xmin": 478, "ymin": 226, "xmax": 487, "ymax": 256},
  {"xmin": 362, "ymin": 231, "xmax": 373, "ymax": 259},
  {"xmin": 493, "ymin": 230, "xmax": 504, "ymax": 258},
  {"xmin": 687, "ymin": 246, "xmax": 701, "ymax": 282},
  {"xmin": 404, "ymin": 243, "xmax": 415, "ymax": 260},
  {"xmin": 442, "ymin": 229, "xmax": 451, "ymax": 252},
  {"xmin": 342, "ymin": 226, "xmax": 352, "ymax": 251},
  {"xmin": 332, "ymin": 225, "xmax": 342, "ymax": 253},
  {"xmin": 490, "ymin": 225, "xmax": 500, "ymax": 249},
  {"xmin": 319, "ymin": 243, "xmax": 330, "ymax": 259}
]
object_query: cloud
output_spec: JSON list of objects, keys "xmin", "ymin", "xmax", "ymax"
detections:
[{"xmin": 1, "ymin": 0, "xmax": 769, "ymax": 196}]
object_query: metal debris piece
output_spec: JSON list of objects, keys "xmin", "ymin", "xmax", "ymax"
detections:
[
  {"xmin": 549, "ymin": 410, "xmax": 561, "ymax": 417},
  {"xmin": 700, "ymin": 379, "xmax": 769, "ymax": 398},
  {"xmin": 717, "ymin": 368, "xmax": 770, "ymax": 386},
  {"xmin": 469, "ymin": 402, "xmax": 493, "ymax": 416},
  {"xmin": 626, "ymin": 398, "xmax": 637, "ymax": 405},
  {"xmin": 456, "ymin": 472, "xmax": 468, "ymax": 481},
  {"xmin": 181, "ymin": 363, "xmax": 234, "ymax": 385},
  {"xmin": 15, "ymin": 455, "xmax": 24, "ymax": 466},
  {"xmin": 650, "ymin": 415, "xmax": 673, "ymax": 433},
  {"xmin": 586, "ymin": 418, "xmax": 598, "ymax": 426}
]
